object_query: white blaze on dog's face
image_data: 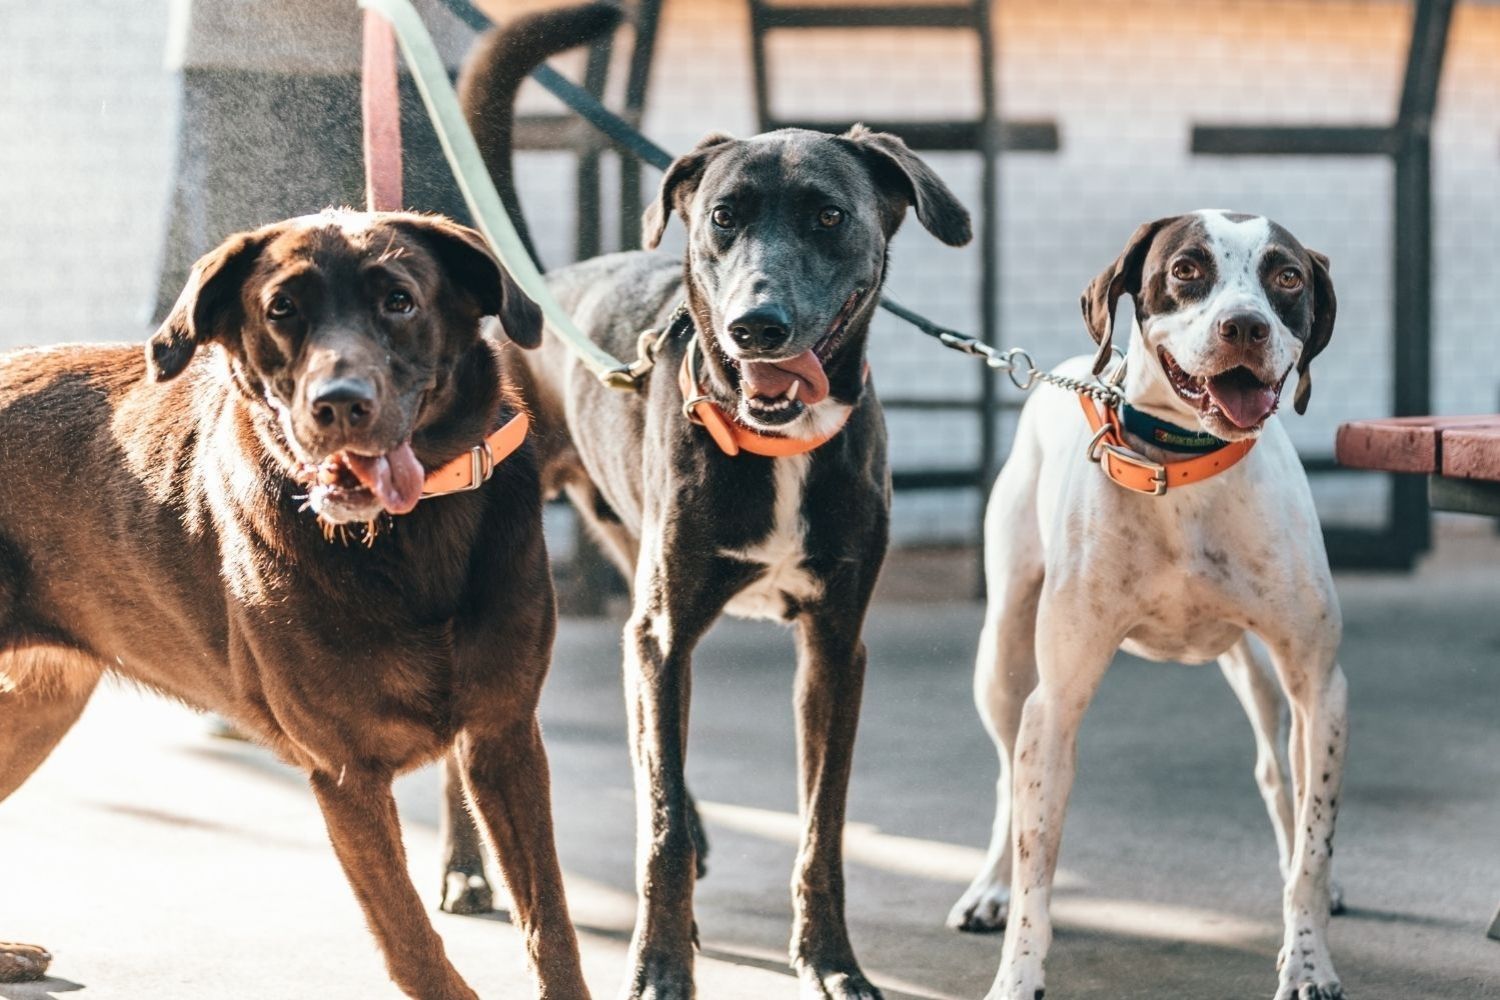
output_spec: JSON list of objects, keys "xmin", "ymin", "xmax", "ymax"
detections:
[{"xmin": 1081, "ymin": 210, "xmax": 1337, "ymax": 441}]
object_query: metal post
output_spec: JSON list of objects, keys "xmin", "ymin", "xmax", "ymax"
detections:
[
  {"xmin": 1388, "ymin": 0, "xmax": 1454, "ymax": 555},
  {"xmin": 574, "ymin": 34, "xmax": 614, "ymax": 260},
  {"xmin": 618, "ymin": 0, "xmax": 663, "ymax": 251},
  {"xmin": 974, "ymin": 0, "xmax": 1000, "ymax": 595}
]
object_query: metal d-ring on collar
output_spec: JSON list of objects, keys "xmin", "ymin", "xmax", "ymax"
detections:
[
  {"xmin": 680, "ymin": 333, "xmax": 716, "ymax": 425},
  {"xmin": 423, "ymin": 439, "xmax": 494, "ymax": 497}
]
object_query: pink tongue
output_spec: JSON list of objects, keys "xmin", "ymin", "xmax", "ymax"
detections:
[
  {"xmin": 343, "ymin": 442, "xmax": 425, "ymax": 515},
  {"xmin": 739, "ymin": 349, "xmax": 830, "ymax": 405},
  {"xmin": 1206, "ymin": 371, "xmax": 1279, "ymax": 429}
]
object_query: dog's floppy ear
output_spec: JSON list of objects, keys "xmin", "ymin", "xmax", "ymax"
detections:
[
  {"xmin": 399, "ymin": 214, "xmax": 543, "ymax": 349},
  {"xmin": 841, "ymin": 124, "xmax": 972, "ymax": 246},
  {"xmin": 1293, "ymin": 250, "xmax": 1336, "ymax": 415},
  {"xmin": 642, "ymin": 131, "xmax": 735, "ymax": 249},
  {"xmin": 148, "ymin": 230, "xmax": 267, "ymax": 382},
  {"xmin": 1080, "ymin": 216, "xmax": 1177, "ymax": 375}
]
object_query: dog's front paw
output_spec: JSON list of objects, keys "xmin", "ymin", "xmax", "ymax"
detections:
[
  {"xmin": 796, "ymin": 964, "xmax": 884, "ymax": 1000},
  {"xmin": 985, "ymin": 961, "xmax": 1045, "ymax": 1000},
  {"xmin": 439, "ymin": 869, "xmax": 494, "ymax": 915},
  {"xmin": 619, "ymin": 954, "xmax": 695, "ymax": 1000},
  {"xmin": 1276, "ymin": 940, "xmax": 1343, "ymax": 1000},
  {"xmin": 947, "ymin": 878, "xmax": 1010, "ymax": 933},
  {"xmin": 0, "ymin": 943, "xmax": 52, "ymax": 983},
  {"xmin": 1275, "ymin": 984, "xmax": 1344, "ymax": 1000}
]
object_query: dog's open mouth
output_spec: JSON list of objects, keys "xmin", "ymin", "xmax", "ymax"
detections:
[
  {"xmin": 1160, "ymin": 349, "xmax": 1289, "ymax": 431},
  {"xmin": 736, "ymin": 288, "xmax": 865, "ymax": 426},
  {"xmin": 299, "ymin": 441, "xmax": 425, "ymax": 518}
]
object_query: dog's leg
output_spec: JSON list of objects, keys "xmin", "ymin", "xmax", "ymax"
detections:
[
  {"xmin": 0, "ymin": 662, "xmax": 98, "ymax": 802},
  {"xmin": 1263, "ymin": 630, "xmax": 1347, "ymax": 1000},
  {"xmin": 947, "ymin": 582, "xmax": 1041, "ymax": 934},
  {"xmin": 438, "ymin": 750, "xmax": 495, "ymax": 915},
  {"xmin": 1219, "ymin": 637, "xmax": 1295, "ymax": 873},
  {"xmin": 787, "ymin": 614, "xmax": 881, "ymax": 1000},
  {"xmin": 619, "ymin": 596, "xmax": 699, "ymax": 1000},
  {"xmin": 310, "ymin": 766, "xmax": 478, "ymax": 1000},
  {"xmin": 1219, "ymin": 636, "xmax": 1346, "ymax": 916},
  {"xmin": 461, "ymin": 721, "xmax": 591, "ymax": 999},
  {"xmin": 950, "ymin": 479, "xmax": 1044, "ymax": 934},
  {"xmin": 0, "ymin": 662, "xmax": 98, "ymax": 984},
  {"xmin": 618, "ymin": 547, "xmax": 742, "ymax": 1000},
  {"xmin": 990, "ymin": 602, "xmax": 1119, "ymax": 1000},
  {"xmin": 566, "ymin": 486, "xmax": 714, "ymax": 888}
]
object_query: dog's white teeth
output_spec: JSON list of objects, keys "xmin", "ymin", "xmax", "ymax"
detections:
[{"xmin": 787, "ymin": 379, "xmax": 801, "ymax": 403}]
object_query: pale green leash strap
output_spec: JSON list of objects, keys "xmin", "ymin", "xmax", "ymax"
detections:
[{"xmin": 359, "ymin": 0, "xmax": 639, "ymax": 390}]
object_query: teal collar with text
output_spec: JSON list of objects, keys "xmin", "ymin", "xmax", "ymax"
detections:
[{"xmin": 1120, "ymin": 405, "xmax": 1226, "ymax": 454}]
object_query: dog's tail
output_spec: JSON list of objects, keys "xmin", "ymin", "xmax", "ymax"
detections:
[{"xmin": 458, "ymin": 3, "xmax": 623, "ymax": 270}]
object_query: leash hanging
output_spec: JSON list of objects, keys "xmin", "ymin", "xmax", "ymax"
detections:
[{"xmin": 361, "ymin": 11, "xmax": 405, "ymax": 212}]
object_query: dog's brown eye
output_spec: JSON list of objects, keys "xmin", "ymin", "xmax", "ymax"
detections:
[
  {"xmin": 1276, "ymin": 268, "xmax": 1304, "ymax": 291},
  {"xmin": 1170, "ymin": 260, "xmax": 1202, "ymax": 282},
  {"xmin": 818, "ymin": 207, "xmax": 844, "ymax": 228},
  {"xmin": 267, "ymin": 295, "xmax": 296, "ymax": 320},
  {"xmin": 384, "ymin": 289, "xmax": 415, "ymax": 314},
  {"xmin": 711, "ymin": 206, "xmax": 735, "ymax": 229}
]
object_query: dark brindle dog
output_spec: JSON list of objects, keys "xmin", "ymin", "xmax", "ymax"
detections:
[
  {"xmin": 0, "ymin": 210, "xmax": 590, "ymax": 1000},
  {"xmin": 457, "ymin": 7, "xmax": 971, "ymax": 998}
]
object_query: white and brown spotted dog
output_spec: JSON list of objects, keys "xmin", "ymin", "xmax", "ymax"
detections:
[{"xmin": 951, "ymin": 211, "xmax": 1348, "ymax": 1000}]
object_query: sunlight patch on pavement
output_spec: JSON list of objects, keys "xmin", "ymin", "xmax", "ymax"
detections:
[
  {"xmin": 1048, "ymin": 897, "xmax": 1276, "ymax": 951},
  {"xmin": 697, "ymin": 799, "xmax": 1084, "ymax": 888},
  {"xmin": 697, "ymin": 800, "xmax": 1277, "ymax": 950}
]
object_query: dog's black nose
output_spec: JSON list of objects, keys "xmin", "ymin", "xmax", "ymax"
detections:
[
  {"xmin": 1216, "ymin": 310, "xmax": 1270, "ymax": 344},
  {"xmin": 728, "ymin": 305, "xmax": 792, "ymax": 352},
  {"xmin": 309, "ymin": 377, "xmax": 378, "ymax": 429}
]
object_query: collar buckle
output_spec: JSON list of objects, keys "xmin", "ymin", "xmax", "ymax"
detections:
[{"xmin": 1099, "ymin": 442, "xmax": 1169, "ymax": 496}]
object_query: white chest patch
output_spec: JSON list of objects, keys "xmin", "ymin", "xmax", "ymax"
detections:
[{"xmin": 721, "ymin": 453, "xmax": 822, "ymax": 622}]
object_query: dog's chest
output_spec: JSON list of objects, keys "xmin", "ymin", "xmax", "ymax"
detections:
[
  {"xmin": 720, "ymin": 454, "xmax": 821, "ymax": 622},
  {"xmin": 1103, "ymin": 491, "xmax": 1292, "ymax": 663}
]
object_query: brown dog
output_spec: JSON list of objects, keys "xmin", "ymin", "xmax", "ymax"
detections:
[{"xmin": 0, "ymin": 210, "xmax": 589, "ymax": 1000}]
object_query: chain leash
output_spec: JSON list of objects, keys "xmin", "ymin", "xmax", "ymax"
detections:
[
  {"xmin": 934, "ymin": 332, "xmax": 1128, "ymax": 407},
  {"xmin": 620, "ymin": 304, "xmax": 1128, "ymax": 408}
]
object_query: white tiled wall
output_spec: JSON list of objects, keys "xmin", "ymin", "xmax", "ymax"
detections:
[{"xmin": 3, "ymin": 0, "xmax": 1497, "ymax": 542}]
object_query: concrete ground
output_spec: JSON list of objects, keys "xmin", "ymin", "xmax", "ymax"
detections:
[{"xmin": 2, "ymin": 530, "xmax": 1498, "ymax": 1000}]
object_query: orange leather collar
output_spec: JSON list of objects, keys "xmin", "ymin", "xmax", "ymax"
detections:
[
  {"xmin": 677, "ymin": 337, "xmax": 855, "ymax": 458},
  {"xmin": 420, "ymin": 410, "xmax": 529, "ymax": 498},
  {"xmin": 1080, "ymin": 396, "xmax": 1253, "ymax": 495}
]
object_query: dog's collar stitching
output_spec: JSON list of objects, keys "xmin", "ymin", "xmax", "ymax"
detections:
[
  {"xmin": 1119, "ymin": 405, "xmax": 1226, "ymax": 454},
  {"xmin": 678, "ymin": 334, "xmax": 861, "ymax": 458},
  {"xmin": 1080, "ymin": 397, "xmax": 1254, "ymax": 496}
]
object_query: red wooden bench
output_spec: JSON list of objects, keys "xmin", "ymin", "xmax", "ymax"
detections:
[
  {"xmin": 1336, "ymin": 415, "xmax": 1500, "ymax": 940},
  {"xmin": 1337, "ymin": 415, "xmax": 1500, "ymax": 517}
]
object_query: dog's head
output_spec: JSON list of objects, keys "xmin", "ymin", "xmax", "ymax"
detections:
[
  {"xmin": 1082, "ymin": 210, "xmax": 1336, "ymax": 441},
  {"xmin": 644, "ymin": 125, "xmax": 971, "ymax": 434},
  {"xmin": 148, "ymin": 210, "xmax": 541, "ymax": 525}
]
